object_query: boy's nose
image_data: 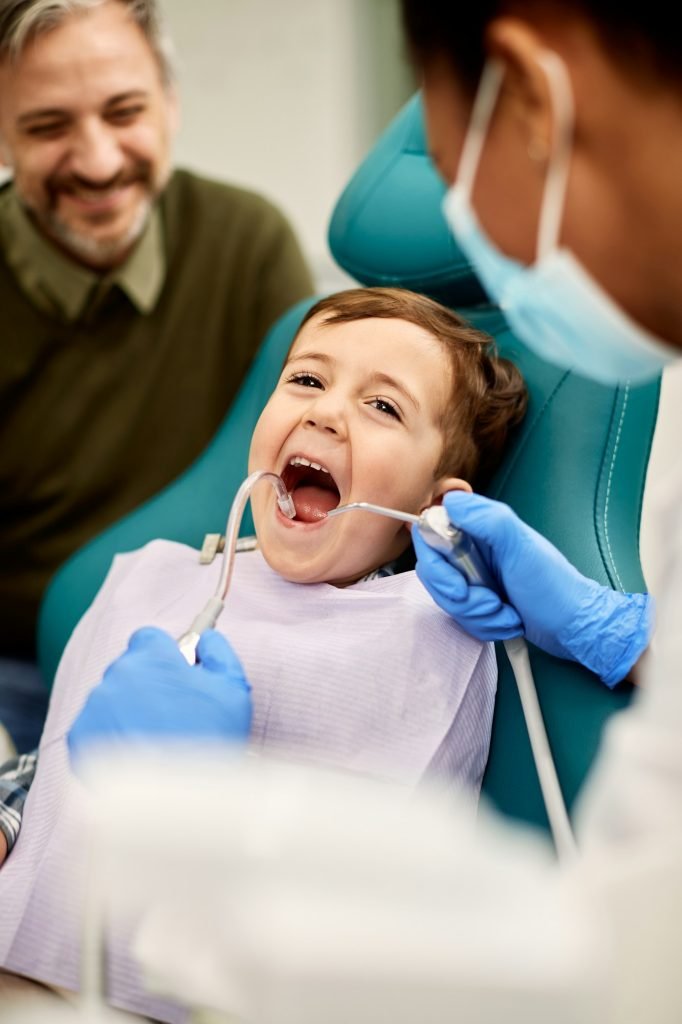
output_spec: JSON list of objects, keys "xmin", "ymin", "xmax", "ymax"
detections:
[{"xmin": 302, "ymin": 393, "xmax": 347, "ymax": 437}]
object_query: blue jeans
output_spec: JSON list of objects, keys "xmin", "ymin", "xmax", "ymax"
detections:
[{"xmin": 0, "ymin": 658, "xmax": 49, "ymax": 754}]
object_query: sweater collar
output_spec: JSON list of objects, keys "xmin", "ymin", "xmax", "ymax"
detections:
[{"xmin": 0, "ymin": 184, "xmax": 165, "ymax": 321}]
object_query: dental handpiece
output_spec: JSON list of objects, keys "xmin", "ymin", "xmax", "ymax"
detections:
[
  {"xmin": 326, "ymin": 501, "xmax": 497, "ymax": 589},
  {"xmin": 177, "ymin": 471, "xmax": 295, "ymax": 664}
]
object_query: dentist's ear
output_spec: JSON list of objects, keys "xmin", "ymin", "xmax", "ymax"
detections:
[
  {"xmin": 427, "ymin": 477, "xmax": 473, "ymax": 509},
  {"xmin": 484, "ymin": 17, "xmax": 558, "ymax": 164}
]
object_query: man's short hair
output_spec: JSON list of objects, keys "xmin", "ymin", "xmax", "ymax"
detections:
[
  {"xmin": 0, "ymin": 0, "xmax": 174, "ymax": 83},
  {"xmin": 295, "ymin": 287, "xmax": 528, "ymax": 491}
]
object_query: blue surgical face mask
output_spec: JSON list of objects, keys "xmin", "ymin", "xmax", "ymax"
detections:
[{"xmin": 442, "ymin": 57, "xmax": 678, "ymax": 385}]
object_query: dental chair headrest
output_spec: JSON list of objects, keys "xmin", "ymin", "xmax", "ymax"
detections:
[{"xmin": 328, "ymin": 94, "xmax": 485, "ymax": 307}]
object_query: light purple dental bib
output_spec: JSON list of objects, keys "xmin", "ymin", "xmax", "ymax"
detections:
[{"xmin": 0, "ymin": 541, "xmax": 496, "ymax": 1021}]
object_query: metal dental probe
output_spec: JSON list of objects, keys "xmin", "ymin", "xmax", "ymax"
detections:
[
  {"xmin": 327, "ymin": 501, "xmax": 499, "ymax": 589},
  {"xmin": 326, "ymin": 500, "xmax": 578, "ymax": 861},
  {"xmin": 177, "ymin": 471, "xmax": 296, "ymax": 665}
]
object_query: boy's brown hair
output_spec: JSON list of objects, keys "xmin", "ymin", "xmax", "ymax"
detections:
[{"xmin": 296, "ymin": 287, "xmax": 527, "ymax": 490}]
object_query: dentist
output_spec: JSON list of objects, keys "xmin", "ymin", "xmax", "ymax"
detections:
[
  {"xmin": 403, "ymin": 0, "xmax": 680, "ymax": 693},
  {"xmin": 404, "ymin": 1, "xmax": 682, "ymax": 849}
]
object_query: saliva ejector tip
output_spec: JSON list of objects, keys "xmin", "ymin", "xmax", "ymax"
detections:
[{"xmin": 277, "ymin": 492, "xmax": 296, "ymax": 520}]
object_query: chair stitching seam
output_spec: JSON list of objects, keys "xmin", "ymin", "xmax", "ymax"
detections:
[{"xmin": 602, "ymin": 384, "xmax": 629, "ymax": 593}]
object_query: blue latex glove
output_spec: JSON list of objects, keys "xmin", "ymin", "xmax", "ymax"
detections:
[
  {"xmin": 68, "ymin": 626, "xmax": 252, "ymax": 766},
  {"xmin": 414, "ymin": 491, "xmax": 653, "ymax": 687}
]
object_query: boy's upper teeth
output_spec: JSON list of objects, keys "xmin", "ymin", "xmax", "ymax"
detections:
[{"xmin": 289, "ymin": 455, "xmax": 330, "ymax": 473}]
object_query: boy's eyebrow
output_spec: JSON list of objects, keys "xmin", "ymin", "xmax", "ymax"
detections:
[
  {"xmin": 285, "ymin": 350, "xmax": 332, "ymax": 366},
  {"xmin": 286, "ymin": 351, "xmax": 420, "ymax": 412},
  {"xmin": 367, "ymin": 372, "xmax": 421, "ymax": 412}
]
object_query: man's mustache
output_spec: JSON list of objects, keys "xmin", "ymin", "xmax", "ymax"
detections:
[{"xmin": 46, "ymin": 162, "xmax": 153, "ymax": 199}]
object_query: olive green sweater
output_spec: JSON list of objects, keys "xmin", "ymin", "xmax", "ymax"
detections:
[{"xmin": 0, "ymin": 169, "xmax": 313, "ymax": 657}]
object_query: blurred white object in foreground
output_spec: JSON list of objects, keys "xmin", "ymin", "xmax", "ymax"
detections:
[
  {"xmin": 572, "ymin": 503, "xmax": 682, "ymax": 1024},
  {"xmin": 574, "ymin": 686, "xmax": 682, "ymax": 1024},
  {"xmin": 0, "ymin": 989, "xmax": 134, "ymax": 1023},
  {"xmin": 82, "ymin": 750, "xmax": 605, "ymax": 1024}
]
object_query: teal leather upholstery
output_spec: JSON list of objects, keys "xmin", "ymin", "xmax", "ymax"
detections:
[
  {"xmin": 38, "ymin": 94, "xmax": 660, "ymax": 833},
  {"xmin": 465, "ymin": 310, "xmax": 657, "ymax": 827},
  {"xmin": 330, "ymin": 95, "xmax": 485, "ymax": 307},
  {"xmin": 329, "ymin": 94, "xmax": 659, "ymax": 828},
  {"xmin": 37, "ymin": 298, "xmax": 320, "ymax": 686}
]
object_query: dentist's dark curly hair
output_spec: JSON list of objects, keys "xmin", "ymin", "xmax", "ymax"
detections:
[
  {"xmin": 400, "ymin": 1, "xmax": 681, "ymax": 92},
  {"xmin": 294, "ymin": 287, "xmax": 528, "ymax": 492}
]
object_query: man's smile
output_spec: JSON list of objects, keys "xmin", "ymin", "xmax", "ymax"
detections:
[{"xmin": 56, "ymin": 182, "xmax": 137, "ymax": 216}]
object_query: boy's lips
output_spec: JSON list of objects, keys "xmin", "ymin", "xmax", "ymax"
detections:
[{"xmin": 279, "ymin": 453, "xmax": 342, "ymax": 523}]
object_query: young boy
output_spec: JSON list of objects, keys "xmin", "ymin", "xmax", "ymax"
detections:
[{"xmin": 0, "ymin": 288, "xmax": 526, "ymax": 1019}]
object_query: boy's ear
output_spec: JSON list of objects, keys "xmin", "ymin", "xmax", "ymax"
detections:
[{"xmin": 427, "ymin": 476, "xmax": 473, "ymax": 508}]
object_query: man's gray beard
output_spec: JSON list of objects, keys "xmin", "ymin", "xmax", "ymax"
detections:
[{"xmin": 43, "ymin": 198, "xmax": 152, "ymax": 269}]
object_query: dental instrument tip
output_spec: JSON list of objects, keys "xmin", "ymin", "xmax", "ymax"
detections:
[{"xmin": 326, "ymin": 502, "xmax": 420, "ymax": 524}]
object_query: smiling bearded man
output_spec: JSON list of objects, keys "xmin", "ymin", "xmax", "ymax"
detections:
[{"xmin": 0, "ymin": 0, "xmax": 313, "ymax": 753}]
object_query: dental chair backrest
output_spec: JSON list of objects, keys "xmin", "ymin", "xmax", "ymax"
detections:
[
  {"xmin": 328, "ymin": 95, "xmax": 660, "ymax": 829},
  {"xmin": 38, "ymin": 95, "xmax": 660, "ymax": 833}
]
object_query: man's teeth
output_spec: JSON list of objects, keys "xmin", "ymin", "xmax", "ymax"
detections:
[
  {"xmin": 69, "ymin": 187, "xmax": 126, "ymax": 201},
  {"xmin": 289, "ymin": 456, "xmax": 330, "ymax": 474}
]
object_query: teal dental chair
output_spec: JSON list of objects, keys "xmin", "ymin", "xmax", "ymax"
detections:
[{"xmin": 37, "ymin": 95, "xmax": 659, "ymax": 834}]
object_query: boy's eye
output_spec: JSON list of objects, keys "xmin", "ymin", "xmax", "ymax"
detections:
[
  {"xmin": 285, "ymin": 372, "xmax": 323, "ymax": 389},
  {"xmin": 370, "ymin": 397, "xmax": 401, "ymax": 420}
]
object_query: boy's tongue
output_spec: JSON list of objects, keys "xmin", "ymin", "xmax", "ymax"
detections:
[{"xmin": 292, "ymin": 484, "xmax": 339, "ymax": 523}]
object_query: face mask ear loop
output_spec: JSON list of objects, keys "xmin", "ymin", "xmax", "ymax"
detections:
[
  {"xmin": 535, "ymin": 52, "xmax": 575, "ymax": 262},
  {"xmin": 455, "ymin": 60, "xmax": 505, "ymax": 201}
]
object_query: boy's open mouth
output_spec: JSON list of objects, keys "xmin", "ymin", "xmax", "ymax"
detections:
[{"xmin": 280, "ymin": 456, "xmax": 341, "ymax": 522}]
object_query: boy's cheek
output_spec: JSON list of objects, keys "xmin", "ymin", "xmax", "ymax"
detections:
[
  {"xmin": 249, "ymin": 492, "xmax": 267, "ymax": 538},
  {"xmin": 247, "ymin": 402, "xmax": 281, "ymax": 473}
]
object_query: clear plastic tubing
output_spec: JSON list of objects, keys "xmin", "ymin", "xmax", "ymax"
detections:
[{"xmin": 177, "ymin": 470, "xmax": 294, "ymax": 664}]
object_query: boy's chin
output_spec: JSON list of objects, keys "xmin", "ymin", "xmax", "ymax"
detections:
[{"xmin": 257, "ymin": 542, "xmax": 366, "ymax": 588}]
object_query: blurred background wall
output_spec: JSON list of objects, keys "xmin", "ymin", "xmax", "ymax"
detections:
[{"xmin": 161, "ymin": 0, "xmax": 415, "ymax": 291}]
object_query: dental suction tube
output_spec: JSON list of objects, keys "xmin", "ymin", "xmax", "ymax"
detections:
[
  {"xmin": 327, "ymin": 500, "xmax": 577, "ymax": 861},
  {"xmin": 177, "ymin": 471, "xmax": 295, "ymax": 665}
]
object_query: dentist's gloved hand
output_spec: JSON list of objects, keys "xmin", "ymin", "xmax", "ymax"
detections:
[
  {"xmin": 68, "ymin": 626, "xmax": 252, "ymax": 768},
  {"xmin": 414, "ymin": 491, "xmax": 653, "ymax": 687}
]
